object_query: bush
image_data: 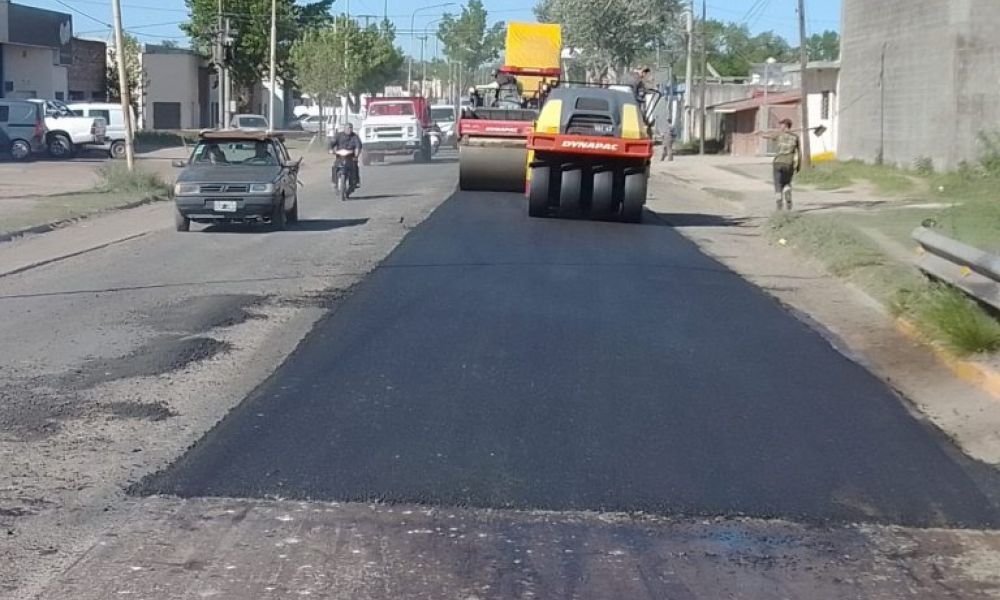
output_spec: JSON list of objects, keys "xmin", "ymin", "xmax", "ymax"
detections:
[
  {"xmin": 913, "ymin": 156, "xmax": 934, "ymax": 176},
  {"xmin": 96, "ymin": 163, "xmax": 169, "ymax": 196},
  {"xmin": 977, "ymin": 130, "xmax": 1000, "ymax": 177}
]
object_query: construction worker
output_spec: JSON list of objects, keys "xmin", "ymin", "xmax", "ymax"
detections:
[
  {"xmin": 762, "ymin": 118, "xmax": 801, "ymax": 210},
  {"xmin": 630, "ymin": 67, "xmax": 652, "ymax": 104},
  {"xmin": 660, "ymin": 119, "xmax": 677, "ymax": 162}
]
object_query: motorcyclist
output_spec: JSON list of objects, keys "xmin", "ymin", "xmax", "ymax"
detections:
[{"xmin": 328, "ymin": 122, "xmax": 363, "ymax": 188}]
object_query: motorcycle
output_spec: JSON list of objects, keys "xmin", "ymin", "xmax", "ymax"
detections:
[
  {"xmin": 427, "ymin": 129, "xmax": 442, "ymax": 155},
  {"xmin": 332, "ymin": 148, "xmax": 358, "ymax": 201}
]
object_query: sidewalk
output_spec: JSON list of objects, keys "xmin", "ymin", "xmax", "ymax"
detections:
[
  {"xmin": 647, "ymin": 155, "xmax": 1000, "ymax": 465},
  {"xmin": 0, "ymin": 147, "xmax": 185, "ymax": 239}
]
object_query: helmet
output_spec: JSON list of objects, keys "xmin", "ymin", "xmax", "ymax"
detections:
[{"xmin": 468, "ymin": 86, "xmax": 477, "ymax": 95}]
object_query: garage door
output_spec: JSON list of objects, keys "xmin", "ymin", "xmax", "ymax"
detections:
[{"xmin": 152, "ymin": 102, "xmax": 181, "ymax": 130}]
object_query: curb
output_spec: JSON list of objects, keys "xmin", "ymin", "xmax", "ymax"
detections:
[
  {"xmin": 0, "ymin": 194, "xmax": 169, "ymax": 244},
  {"xmin": 895, "ymin": 318, "xmax": 1000, "ymax": 401}
]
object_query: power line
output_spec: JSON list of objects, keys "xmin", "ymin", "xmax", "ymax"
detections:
[{"xmin": 51, "ymin": 0, "xmax": 111, "ymax": 27}]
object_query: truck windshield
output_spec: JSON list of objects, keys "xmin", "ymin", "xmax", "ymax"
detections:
[{"xmin": 370, "ymin": 103, "xmax": 414, "ymax": 117}]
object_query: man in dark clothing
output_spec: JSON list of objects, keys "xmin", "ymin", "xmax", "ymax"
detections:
[
  {"xmin": 631, "ymin": 67, "xmax": 652, "ymax": 104},
  {"xmin": 329, "ymin": 122, "xmax": 363, "ymax": 187}
]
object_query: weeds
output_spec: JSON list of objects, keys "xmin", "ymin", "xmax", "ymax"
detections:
[
  {"xmin": 913, "ymin": 156, "xmax": 934, "ymax": 176},
  {"xmin": 894, "ymin": 284, "xmax": 1000, "ymax": 355},
  {"xmin": 797, "ymin": 160, "xmax": 916, "ymax": 194},
  {"xmin": 95, "ymin": 163, "xmax": 170, "ymax": 196}
]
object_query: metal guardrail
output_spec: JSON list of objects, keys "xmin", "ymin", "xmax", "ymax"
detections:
[{"xmin": 912, "ymin": 226, "xmax": 1000, "ymax": 310}]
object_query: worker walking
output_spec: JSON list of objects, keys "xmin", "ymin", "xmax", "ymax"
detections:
[
  {"xmin": 763, "ymin": 118, "xmax": 801, "ymax": 210},
  {"xmin": 660, "ymin": 119, "xmax": 677, "ymax": 162}
]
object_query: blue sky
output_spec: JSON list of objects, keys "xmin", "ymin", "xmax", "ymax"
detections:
[{"xmin": 22, "ymin": 0, "xmax": 842, "ymax": 58}]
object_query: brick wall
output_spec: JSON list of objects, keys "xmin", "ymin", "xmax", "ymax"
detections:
[
  {"xmin": 68, "ymin": 38, "xmax": 107, "ymax": 102},
  {"xmin": 838, "ymin": 0, "xmax": 1000, "ymax": 170}
]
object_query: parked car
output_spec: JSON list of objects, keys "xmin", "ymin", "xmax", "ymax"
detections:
[
  {"xmin": 172, "ymin": 130, "xmax": 300, "ymax": 232},
  {"xmin": 27, "ymin": 99, "xmax": 106, "ymax": 159},
  {"xmin": 0, "ymin": 99, "xmax": 47, "ymax": 161},
  {"xmin": 300, "ymin": 114, "xmax": 330, "ymax": 134},
  {"xmin": 229, "ymin": 114, "xmax": 269, "ymax": 132},
  {"xmin": 68, "ymin": 102, "xmax": 135, "ymax": 159}
]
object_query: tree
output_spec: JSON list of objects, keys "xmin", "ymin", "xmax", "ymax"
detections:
[
  {"xmin": 436, "ymin": 0, "xmax": 505, "ymax": 90},
  {"xmin": 806, "ymin": 30, "xmax": 840, "ymax": 61},
  {"xmin": 535, "ymin": 0, "xmax": 683, "ymax": 82},
  {"xmin": 183, "ymin": 0, "xmax": 334, "ymax": 108},
  {"xmin": 290, "ymin": 18, "xmax": 403, "ymax": 113},
  {"xmin": 106, "ymin": 33, "xmax": 145, "ymax": 115}
]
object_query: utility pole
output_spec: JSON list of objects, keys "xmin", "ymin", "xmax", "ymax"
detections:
[
  {"xmin": 111, "ymin": 0, "xmax": 135, "ymax": 171},
  {"xmin": 216, "ymin": 0, "xmax": 223, "ymax": 127},
  {"xmin": 797, "ymin": 0, "xmax": 812, "ymax": 168},
  {"xmin": 223, "ymin": 18, "xmax": 233, "ymax": 126},
  {"xmin": 683, "ymin": 3, "xmax": 694, "ymax": 144},
  {"xmin": 419, "ymin": 35, "xmax": 427, "ymax": 96},
  {"xmin": 267, "ymin": 0, "xmax": 277, "ymax": 132},
  {"xmin": 698, "ymin": 0, "xmax": 707, "ymax": 155}
]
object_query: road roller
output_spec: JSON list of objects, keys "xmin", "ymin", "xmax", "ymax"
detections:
[
  {"xmin": 525, "ymin": 85, "xmax": 656, "ymax": 223},
  {"xmin": 457, "ymin": 22, "xmax": 562, "ymax": 192}
]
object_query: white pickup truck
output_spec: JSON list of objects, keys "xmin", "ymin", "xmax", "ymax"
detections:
[
  {"xmin": 359, "ymin": 97, "xmax": 434, "ymax": 165},
  {"xmin": 28, "ymin": 99, "xmax": 107, "ymax": 159}
]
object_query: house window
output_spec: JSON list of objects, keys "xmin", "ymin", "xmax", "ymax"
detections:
[
  {"xmin": 69, "ymin": 90, "xmax": 85, "ymax": 101},
  {"xmin": 55, "ymin": 91, "xmax": 64, "ymax": 100},
  {"xmin": 821, "ymin": 91, "xmax": 831, "ymax": 120}
]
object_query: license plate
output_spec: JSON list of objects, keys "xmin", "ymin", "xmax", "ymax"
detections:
[{"xmin": 213, "ymin": 200, "xmax": 237, "ymax": 212}]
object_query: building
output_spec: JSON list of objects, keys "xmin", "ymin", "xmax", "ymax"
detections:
[
  {"xmin": 137, "ymin": 44, "xmax": 213, "ymax": 130},
  {"xmin": 711, "ymin": 62, "xmax": 839, "ymax": 158},
  {"xmin": 68, "ymin": 37, "xmax": 106, "ymax": 102},
  {"xmin": 839, "ymin": 0, "xmax": 1000, "ymax": 170},
  {"xmin": 0, "ymin": 0, "xmax": 73, "ymax": 100}
]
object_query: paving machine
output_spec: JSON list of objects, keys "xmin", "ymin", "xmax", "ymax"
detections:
[
  {"xmin": 525, "ymin": 84, "xmax": 661, "ymax": 223},
  {"xmin": 457, "ymin": 22, "xmax": 562, "ymax": 192}
]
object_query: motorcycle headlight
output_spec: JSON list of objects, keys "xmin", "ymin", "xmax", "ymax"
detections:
[
  {"xmin": 250, "ymin": 183, "xmax": 274, "ymax": 193},
  {"xmin": 174, "ymin": 183, "xmax": 198, "ymax": 195}
]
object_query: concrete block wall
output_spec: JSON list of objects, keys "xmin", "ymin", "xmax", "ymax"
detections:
[{"xmin": 839, "ymin": 0, "xmax": 1000, "ymax": 170}]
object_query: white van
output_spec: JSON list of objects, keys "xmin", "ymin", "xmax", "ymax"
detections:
[{"xmin": 68, "ymin": 102, "xmax": 135, "ymax": 159}]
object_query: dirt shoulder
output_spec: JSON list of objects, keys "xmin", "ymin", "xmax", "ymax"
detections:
[{"xmin": 647, "ymin": 156, "xmax": 1000, "ymax": 466}]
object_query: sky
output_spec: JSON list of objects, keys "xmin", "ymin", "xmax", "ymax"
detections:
[{"xmin": 20, "ymin": 0, "xmax": 842, "ymax": 59}]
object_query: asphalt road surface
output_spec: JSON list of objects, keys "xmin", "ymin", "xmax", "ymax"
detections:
[{"xmin": 141, "ymin": 189, "xmax": 1000, "ymax": 529}]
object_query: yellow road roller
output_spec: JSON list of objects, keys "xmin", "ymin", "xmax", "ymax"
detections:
[{"xmin": 525, "ymin": 85, "xmax": 655, "ymax": 223}]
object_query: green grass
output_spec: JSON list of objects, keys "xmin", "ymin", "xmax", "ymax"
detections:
[
  {"xmin": 893, "ymin": 284, "xmax": 1000, "ymax": 355},
  {"xmin": 96, "ymin": 163, "xmax": 171, "ymax": 196},
  {"xmin": 798, "ymin": 160, "xmax": 919, "ymax": 194},
  {"xmin": 770, "ymin": 212, "xmax": 1000, "ymax": 355}
]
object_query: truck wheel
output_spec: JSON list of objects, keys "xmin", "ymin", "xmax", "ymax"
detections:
[
  {"xmin": 558, "ymin": 168, "xmax": 582, "ymax": 216},
  {"xmin": 174, "ymin": 209, "xmax": 190, "ymax": 232},
  {"xmin": 48, "ymin": 133, "xmax": 75, "ymax": 159},
  {"xmin": 528, "ymin": 165, "xmax": 551, "ymax": 218},
  {"xmin": 109, "ymin": 140, "xmax": 126, "ymax": 160},
  {"xmin": 361, "ymin": 151, "xmax": 371, "ymax": 166},
  {"xmin": 621, "ymin": 170, "xmax": 647, "ymax": 223},
  {"xmin": 591, "ymin": 170, "xmax": 616, "ymax": 219}
]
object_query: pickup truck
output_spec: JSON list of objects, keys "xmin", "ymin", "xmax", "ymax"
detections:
[
  {"xmin": 359, "ymin": 97, "xmax": 434, "ymax": 165},
  {"xmin": 28, "ymin": 99, "xmax": 107, "ymax": 159}
]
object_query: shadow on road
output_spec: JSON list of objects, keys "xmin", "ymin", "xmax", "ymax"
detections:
[
  {"xmin": 346, "ymin": 194, "xmax": 419, "ymax": 201},
  {"xmin": 653, "ymin": 213, "xmax": 753, "ymax": 228},
  {"xmin": 290, "ymin": 218, "xmax": 369, "ymax": 231}
]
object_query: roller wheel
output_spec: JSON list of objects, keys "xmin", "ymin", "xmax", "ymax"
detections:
[
  {"xmin": 622, "ymin": 170, "xmax": 647, "ymax": 223},
  {"xmin": 528, "ymin": 165, "xmax": 551, "ymax": 218},
  {"xmin": 558, "ymin": 168, "xmax": 582, "ymax": 216},
  {"xmin": 591, "ymin": 170, "xmax": 616, "ymax": 219}
]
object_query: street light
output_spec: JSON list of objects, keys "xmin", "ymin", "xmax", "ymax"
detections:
[{"xmin": 408, "ymin": 3, "xmax": 454, "ymax": 94}]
